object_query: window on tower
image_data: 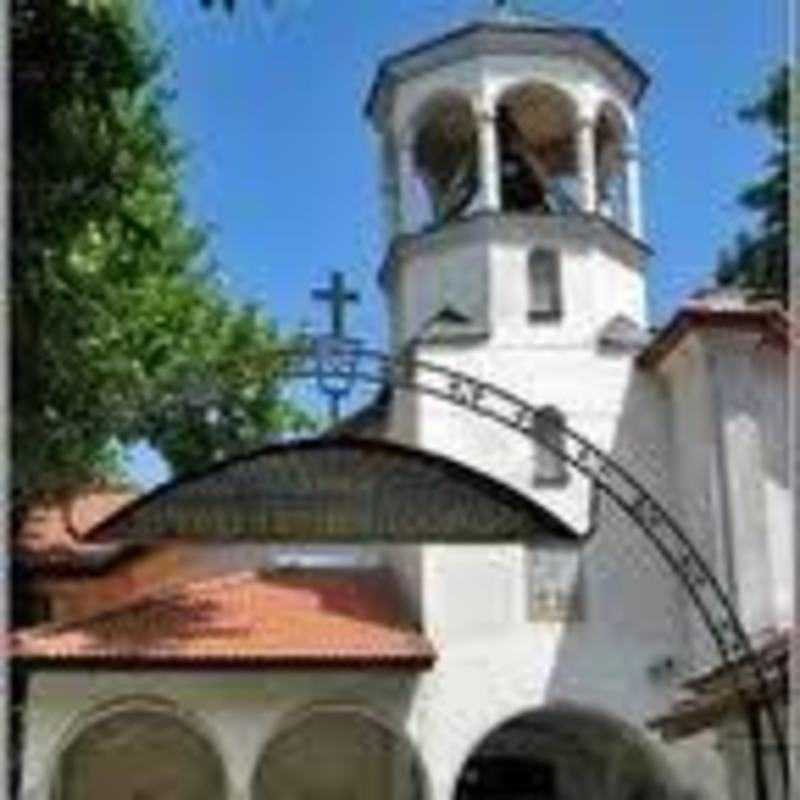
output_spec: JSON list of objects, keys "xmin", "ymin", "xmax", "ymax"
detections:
[
  {"xmin": 533, "ymin": 406, "xmax": 569, "ymax": 486},
  {"xmin": 527, "ymin": 248, "xmax": 562, "ymax": 321},
  {"xmin": 496, "ymin": 81, "xmax": 581, "ymax": 215}
]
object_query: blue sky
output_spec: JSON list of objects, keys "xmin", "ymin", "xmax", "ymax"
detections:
[{"xmin": 127, "ymin": 0, "xmax": 785, "ymax": 484}]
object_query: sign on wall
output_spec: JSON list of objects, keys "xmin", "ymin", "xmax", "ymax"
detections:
[{"xmin": 528, "ymin": 545, "xmax": 583, "ymax": 622}]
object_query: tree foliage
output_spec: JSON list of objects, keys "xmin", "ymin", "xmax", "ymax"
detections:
[
  {"xmin": 12, "ymin": 0, "xmax": 310, "ymax": 510},
  {"xmin": 716, "ymin": 65, "xmax": 789, "ymax": 302}
]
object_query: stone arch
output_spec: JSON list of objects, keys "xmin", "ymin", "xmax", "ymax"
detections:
[
  {"xmin": 494, "ymin": 80, "xmax": 581, "ymax": 213},
  {"xmin": 48, "ymin": 695, "xmax": 229, "ymax": 800},
  {"xmin": 251, "ymin": 702, "xmax": 428, "ymax": 800},
  {"xmin": 407, "ymin": 89, "xmax": 479, "ymax": 226},
  {"xmin": 452, "ymin": 703, "xmax": 682, "ymax": 800}
]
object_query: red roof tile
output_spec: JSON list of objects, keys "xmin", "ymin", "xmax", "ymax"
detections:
[
  {"xmin": 637, "ymin": 302, "xmax": 791, "ymax": 370},
  {"xmin": 11, "ymin": 568, "xmax": 435, "ymax": 669}
]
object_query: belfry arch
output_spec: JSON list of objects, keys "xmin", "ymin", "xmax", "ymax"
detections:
[
  {"xmin": 595, "ymin": 100, "xmax": 635, "ymax": 230},
  {"xmin": 494, "ymin": 81, "xmax": 581, "ymax": 214},
  {"xmin": 410, "ymin": 91, "xmax": 479, "ymax": 226}
]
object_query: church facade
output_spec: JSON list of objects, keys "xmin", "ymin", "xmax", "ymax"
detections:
[{"xmin": 11, "ymin": 12, "xmax": 792, "ymax": 800}]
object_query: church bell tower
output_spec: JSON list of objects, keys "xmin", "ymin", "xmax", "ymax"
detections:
[
  {"xmin": 366, "ymin": 11, "xmax": 650, "ymax": 354},
  {"xmin": 365, "ymin": 10, "xmax": 652, "ymax": 534}
]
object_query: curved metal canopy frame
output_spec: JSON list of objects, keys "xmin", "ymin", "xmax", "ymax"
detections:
[
  {"xmin": 85, "ymin": 342, "xmax": 789, "ymax": 795},
  {"xmin": 87, "ymin": 437, "xmax": 578, "ymax": 544}
]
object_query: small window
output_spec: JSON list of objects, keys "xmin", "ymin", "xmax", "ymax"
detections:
[
  {"xmin": 527, "ymin": 249, "xmax": 562, "ymax": 321},
  {"xmin": 533, "ymin": 406, "xmax": 568, "ymax": 486}
]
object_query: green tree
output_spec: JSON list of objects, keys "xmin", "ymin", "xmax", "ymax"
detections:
[
  {"xmin": 12, "ymin": 0, "xmax": 310, "ymax": 513},
  {"xmin": 716, "ymin": 65, "xmax": 789, "ymax": 303}
]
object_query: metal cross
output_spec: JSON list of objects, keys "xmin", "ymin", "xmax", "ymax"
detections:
[
  {"xmin": 312, "ymin": 270, "xmax": 360, "ymax": 340},
  {"xmin": 311, "ymin": 270, "xmax": 361, "ymax": 425}
]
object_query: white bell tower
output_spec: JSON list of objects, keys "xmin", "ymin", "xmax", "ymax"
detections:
[
  {"xmin": 367, "ymin": 12, "xmax": 649, "ymax": 354},
  {"xmin": 365, "ymin": 12, "xmax": 652, "ymax": 532}
]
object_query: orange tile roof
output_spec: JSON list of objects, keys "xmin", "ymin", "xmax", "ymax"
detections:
[
  {"xmin": 636, "ymin": 301, "xmax": 790, "ymax": 370},
  {"xmin": 11, "ymin": 568, "xmax": 436, "ymax": 669}
]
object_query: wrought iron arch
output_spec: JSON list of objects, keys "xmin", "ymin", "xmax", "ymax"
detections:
[{"xmin": 84, "ymin": 341, "xmax": 789, "ymax": 795}]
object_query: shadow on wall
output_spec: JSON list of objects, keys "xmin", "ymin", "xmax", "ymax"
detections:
[{"xmin": 539, "ymin": 363, "xmax": 726, "ymax": 799}]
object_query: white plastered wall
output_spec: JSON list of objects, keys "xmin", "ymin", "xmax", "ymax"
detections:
[
  {"xmin": 659, "ymin": 334, "xmax": 726, "ymax": 671},
  {"xmin": 380, "ymin": 253, "xmax": 726, "ymax": 798},
  {"xmin": 753, "ymin": 347, "xmax": 792, "ymax": 625},
  {"xmin": 390, "ymin": 227, "xmax": 648, "ymax": 533},
  {"xmin": 660, "ymin": 330, "xmax": 791, "ymax": 641}
]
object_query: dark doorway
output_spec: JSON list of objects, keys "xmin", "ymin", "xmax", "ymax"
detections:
[{"xmin": 454, "ymin": 755, "xmax": 557, "ymax": 800}]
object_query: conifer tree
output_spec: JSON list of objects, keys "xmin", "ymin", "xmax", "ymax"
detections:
[{"xmin": 716, "ymin": 66, "xmax": 789, "ymax": 303}]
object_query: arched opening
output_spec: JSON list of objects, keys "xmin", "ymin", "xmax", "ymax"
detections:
[
  {"xmin": 454, "ymin": 706, "xmax": 680, "ymax": 800},
  {"xmin": 595, "ymin": 102, "xmax": 631, "ymax": 229},
  {"xmin": 252, "ymin": 708, "xmax": 426, "ymax": 800},
  {"xmin": 527, "ymin": 249, "xmax": 563, "ymax": 321},
  {"xmin": 495, "ymin": 82, "xmax": 580, "ymax": 214},
  {"xmin": 51, "ymin": 706, "xmax": 227, "ymax": 800},
  {"xmin": 412, "ymin": 92, "xmax": 479, "ymax": 227}
]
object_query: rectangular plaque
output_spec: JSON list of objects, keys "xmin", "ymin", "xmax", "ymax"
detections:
[{"xmin": 528, "ymin": 545, "xmax": 583, "ymax": 622}]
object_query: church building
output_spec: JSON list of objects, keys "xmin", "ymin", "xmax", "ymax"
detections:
[{"xmin": 11, "ymin": 8, "xmax": 792, "ymax": 800}]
